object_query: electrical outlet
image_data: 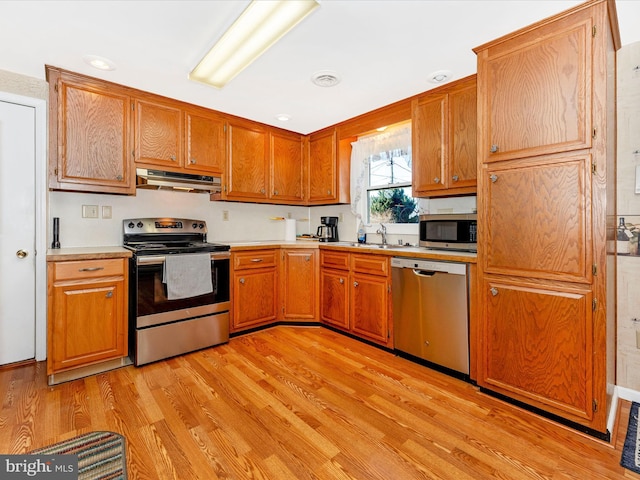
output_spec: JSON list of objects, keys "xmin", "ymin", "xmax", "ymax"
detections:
[
  {"xmin": 102, "ymin": 205, "xmax": 112, "ymax": 219},
  {"xmin": 287, "ymin": 212, "xmax": 292, "ymax": 219},
  {"xmin": 339, "ymin": 213, "xmax": 344, "ymax": 222},
  {"xmin": 82, "ymin": 205, "xmax": 98, "ymax": 218},
  {"xmin": 222, "ymin": 210, "xmax": 229, "ymax": 221}
]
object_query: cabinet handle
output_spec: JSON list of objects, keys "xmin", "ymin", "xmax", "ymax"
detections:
[
  {"xmin": 79, "ymin": 267, "xmax": 104, "ymax": 272},
  {"xmin": 240, "ymin": 278, "xmax": 245, "ymax": 284},
  {"xmin": 433, "ymin": 177, "xmax": 440, "ymax": 184},
  {"xmin": 116, "ymin": 175, "xmax": 123, "ymax": 181},
  {"xmin": 170, "ymin": 155, "xmax": 176, "ymax": 161},
  {"xmin": 250, "ymin": 258, "xmax": 263, "ymax": 263},
  {"xmin": 273, "ymin": 190, "xmax": 278, "ymax": 195},
  {"xmin": 452, "ymin": 175, "xmax": 459, "ymax": 182},
  {"xmin": 339, "ymin": 278, "xmax": 344, "ymax": 284},
  {"xmin": 490, "ymin": 144, "xmax": 499, "ymax": 153},
  {"xmin": 190, "ymin": 158, "xmax": 197, "ymax": 164},
  {"xmin": 105, "ymin": 291, "xmax": 113, "ymax": 298},
  {"xmin": 489, "ymin": 174, "xmax": 498, "ymax": 183},
  {"xmin": 353, "ymin": 281, "xmax": 359, "ymax": 287},
  {"xmin": 490, "ymin": 287, "xmax": 498, "ymax": 296}
]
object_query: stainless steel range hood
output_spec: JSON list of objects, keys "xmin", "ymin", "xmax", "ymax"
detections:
[{"xmin": 136, "ymin": 168, "xmax": 221, "ymax": 194}]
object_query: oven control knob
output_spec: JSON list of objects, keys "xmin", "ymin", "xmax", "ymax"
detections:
[
  {"xmin": 136, "ymin": 221, "xmax": 143, "ymax": 228},
  {"xmin": 192, "ymin": 223, "xmax": 198, "ymax": 229},
  {"xmin": 198, "ymin": 223, "xmax": 204, "ymax": 229},
  {"xmin": 127, "ymin": 222, "xmax": 135, "ymax": 229}
]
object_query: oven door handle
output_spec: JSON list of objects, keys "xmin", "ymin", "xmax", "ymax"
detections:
[{"xmin": 136, "ymin": 251, "xmax": 230, "ymax": 266}]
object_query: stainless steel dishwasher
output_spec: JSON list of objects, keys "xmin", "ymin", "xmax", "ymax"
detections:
[{"xmin": 391, "ymin": 257, "xmax": 469, "ymax": 376}]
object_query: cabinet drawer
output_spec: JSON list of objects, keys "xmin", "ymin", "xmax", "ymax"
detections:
[
  {"xmin": 351, "ymin": 254, "xmax": 389, "ymax": 276},
  {"xmin": 320, "ymin": 250, "xmax": 349, "ymax": 270},
  {"xmin": 53, "ymin": 258, "xmax": 125, "ymax": 281},
  {"xmin": 233, "ymin": 249, "xmax": 278, "ymax": 270}
]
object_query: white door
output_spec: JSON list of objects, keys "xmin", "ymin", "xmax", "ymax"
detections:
[{"xmin": 0, "ymin": 100, "xmax": 36, "ymax": 364}]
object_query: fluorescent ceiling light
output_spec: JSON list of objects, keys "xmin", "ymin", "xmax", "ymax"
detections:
[{"xmin": 190, "ymin": 0, "xmax": 320, "ymax": 89}]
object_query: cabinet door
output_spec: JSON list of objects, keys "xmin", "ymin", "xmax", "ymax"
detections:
[
  {"xmin": 482, "ymin": 154, "xmax": 591, "ymax": 283},
  {"xmin": 226, "ymin": 120, "xmax": 269, "ymax": 200},
  {"xmin": 281, "ymin": 249, "xmax": 317, "ymax": 320},
  {"xmin": 135, "ymin": 99, "xmax": 182, "ymax": 167},
  {"xmin": 479, "ymin": 278, "xmax": 594, "ymax": 424},
  {"xmin": 271, "ymin": 131, "xmax": 304, "ymax": 203},
  {"xmin": 55, "ymin": 77, "xmax": 133, "ymax": 193},
  {"xmin": 350, "ymin": 272, "xmax": 390, "ymax": 346},
  {"xmin": 449, "ymin": 79, "xmax": 477, "ymax": 189},
  {"xmin": 412, "ymin": 94, "xmax": 448, "ymax": 195},
  {"xmin": 232, "ymin": 268, "xmax": 277, "ymax": 331},
  {"xmin": 320, "ymin": 268, "xmax": 349, "ymax": 330},
  {"xmin": 308, "ymin": 129, "xmax": 337, "ymax": 203},
  {"xmin": 478, "ymin": 10, "xmax": 592, "ymax": 162},
  {"xmin": 50, "ymin": 278, "xmax": 126, "ymax": 373},
  {"xmin": 185, "ymin": 111, "xmax": 225, "ymax": 174}
]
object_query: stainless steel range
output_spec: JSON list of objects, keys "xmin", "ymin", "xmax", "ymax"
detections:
[{"xmin": 123, "ymin": 218, "xmax": 230, "ymax": 366}]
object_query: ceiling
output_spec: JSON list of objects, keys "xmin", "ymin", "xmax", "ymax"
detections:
[{"xmin": 2, "ymin": 1, "xmax": 639, "ymax": 135}]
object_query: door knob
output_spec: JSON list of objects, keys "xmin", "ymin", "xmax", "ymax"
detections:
[{"xmin": 16, "ymin": 249, "xmax": 28, "ymax": 259}]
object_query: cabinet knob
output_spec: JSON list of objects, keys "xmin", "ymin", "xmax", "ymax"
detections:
[
  {"xmin": 274, "ymin": 190, "xmax": 278, "ymax": 196},
  {"xmin": 490, "ymin": 287, "xmax": 498, "ymax": 296},
  {"xmin": 190, "ymin": 158, "xmax": 197, "ymax": 164},
  {"xmin": 339, "ymin": 278, "xmax": 344, "ymax": 284},
  {"xmin": 105, "ymin": 291, "xmax": 113, "ymax": 298},
  {"xmin": 433, "ymin": 177, "xmax": 440, "ymax": 184},
  {"xmin": 116, "ymin": 175, "xmax": 123, "ymax": 181},
  {"xmin": 305, "ymin": 256, "xmax": 310, "ymax": 262},
  {"xmin": 240, "ymin": 278, "xmax": 245, "ymax": 284},
  {"xmin": 260, "ymin": 189, "xmax": 266, "ymax": 194},
  {"xmin": 353, "ymin": 281, "xmax": 359, "ymax": 287},
  {"xmin": 170, "ymin": 155, "xmax": 176, "ymax": 161},
  {"xmin": 327, "ymin": 190, "xmax": 331, "ymax": 195},
  {"xmin": 490, "ymin": 174, "xmax": 498, "ymax": 183},
  {"xmin": 490, "ymin": 144, "xmax": 499, "ymax": 153},
  {"xmin": 452, "ymin": 175, "xmax": 459, "ymax": 182}
]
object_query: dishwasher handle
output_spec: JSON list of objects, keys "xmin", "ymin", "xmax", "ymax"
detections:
[{"xmin": 413, "ymin": 269, "xmax": 436, "ymax": 277}]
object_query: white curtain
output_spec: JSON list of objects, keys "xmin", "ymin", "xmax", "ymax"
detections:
[{"xmin": 350, "ymin": 123, "xmax": 411, "ymax": 224}]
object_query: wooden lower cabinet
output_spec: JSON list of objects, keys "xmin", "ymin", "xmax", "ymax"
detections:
[
  {"xmin": 47, "ymin": 257, "xmax": 128, "ymax": 377},
  {"xmin": 280, "ymin": 249, "xmax": 317, "ymax": 321},
  {"xmin": 320, "ymin": 250, "xmax": 392, "ymax": 348},
  {"xmin": 231, "ymin": 249, "xmax": 278, "ymax": 332}
]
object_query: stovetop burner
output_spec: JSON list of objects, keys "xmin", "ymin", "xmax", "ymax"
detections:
[{"xmin": 123, "ymin": 217, "xmax": 230, "ymax": 255}]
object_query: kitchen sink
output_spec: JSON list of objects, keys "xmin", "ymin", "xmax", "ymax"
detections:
[{"xmin": 342, "ymin": 242, "xmax": 412, "ymax": 249}]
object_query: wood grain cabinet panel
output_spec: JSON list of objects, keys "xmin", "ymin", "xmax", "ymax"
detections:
[
  {"xmin": 350, "ymin": 272, "xmax": 390, "ymax": 345},
  {"xmin": 134, "ymin": 99, "xmax": 182, "ymax": 167},
  {"xmin": 320, "ymin": 267, "xmax": 349, "ymax": 330},
  {"xmin": 185, "ymin": 110, "xmax": 225, "ymax": 174},
  {"xmin": 47, "ymin": 67, "xmax": 134, "ymax": 194},
  {"xmin": 280, "ymin": 249, "xmax": 317, "ymax": 321},
  {"xmin": 481, "ymin": 278, "xmax": 593, "ymax": 423},
  {"xmin": 226, "ymin": 120, "xmax": 269, "ymax": 201},
  {"xmin": 271, "ymin": 130, "xmax": 304, "ymax": 203},
  {"xmin": 47, "ymin": 258, "xmax": 128, "ymax": 375},
  {"xmin": 307, "ymin": 129, "xmax": 337, "ymax": 204},
  {"xmin": 413, "ymin": 93, "xmax": 447, "ymax": 195}
]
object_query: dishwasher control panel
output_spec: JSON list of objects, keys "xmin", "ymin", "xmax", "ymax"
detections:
[{"xmin": 391, "ymin": 257, "xmax": 467, "ymax": 275}]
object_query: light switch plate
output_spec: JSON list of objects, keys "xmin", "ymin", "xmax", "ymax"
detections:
[
  {"xmin": 102, "ymin": 206, "xmax": 112, "ymax": 219},
  {"xmin": 82, "ymin": 205, "xmax": 98, "ymax": 218}
]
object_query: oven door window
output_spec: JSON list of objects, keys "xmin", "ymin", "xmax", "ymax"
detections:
[{"xmin": 136, "ymin": 259, "xmax": 230, "ymax": 317}]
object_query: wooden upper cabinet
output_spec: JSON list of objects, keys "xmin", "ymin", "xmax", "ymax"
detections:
[
  {"xmin": 185, "ymin": 110, "xmax": 226, "ymax": 174},
  {"xmin": 477, "ymin": 10, "xmax": 592, "ymax": 163},
  {"xmin": 412, "ymin": 93, "xmax": 447, "ymax": 195},
  {"xmin": 412, "ymin": 75, "xmax": 477, "ymax": 197},
  {"xmin": 448, "ymin": 78, "xmax": 477, "ymax": 190},
  {"xmin": 307, "ymin": 128, "xmax": 337, "ymax": 204},
  {"xmin": 134, "ymin": 99, "xmax": 183, "ymax": 167},
  {"xmin": 225, "ymin": 119, "xmax": 269, "ymax": 201},
  {"xmin": 271, "ymin": 130, "xmax": 304, "ymax": 203},
  {"xmin": 47, "ymin": 67, "xmax": 134, "ymax": 194}
]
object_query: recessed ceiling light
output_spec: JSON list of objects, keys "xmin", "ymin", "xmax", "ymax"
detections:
[
  {"xmin": 311, "ymin": 70, "xmax": 340, "ymax": 87},
  {"xmin": 276, "ymin": 114, "xmax": 291, "ymax": 122},
  {"xmin": 428, "ymin": 69, "xmax": 452, "ymax": 84},
  {"xmin": 83, "ymin": 55, "xmax": 116, "ymax": 71}
]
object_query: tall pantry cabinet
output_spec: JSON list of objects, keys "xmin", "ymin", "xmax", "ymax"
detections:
[{"xmin": 474, "ymin": 0, "xmax": 619, "ymax": 434}]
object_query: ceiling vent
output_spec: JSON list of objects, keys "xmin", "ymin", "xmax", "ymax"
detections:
[{"xmin": 311, "ymin": 70, "xmax": 340, "ymax": 87}]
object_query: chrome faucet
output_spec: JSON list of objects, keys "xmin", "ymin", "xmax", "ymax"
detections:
[{"xmin": 376, "ymin": 223, "xmax": 387, "ymax": 245}]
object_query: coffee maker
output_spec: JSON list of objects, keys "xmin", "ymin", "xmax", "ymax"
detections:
[{"xmin": 316, "ymin": 216, "xmax": 339, "ymax": 242}]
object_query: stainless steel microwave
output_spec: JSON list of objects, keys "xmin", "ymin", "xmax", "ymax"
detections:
[{"xmin": 419, "ymin": 213, "xmax": 477, "ymax": 252}]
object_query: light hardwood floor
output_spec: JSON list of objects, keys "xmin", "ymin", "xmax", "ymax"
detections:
[{"xmin": 1, "ymin": 326, "xmax": 639, "ymax": 479}]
